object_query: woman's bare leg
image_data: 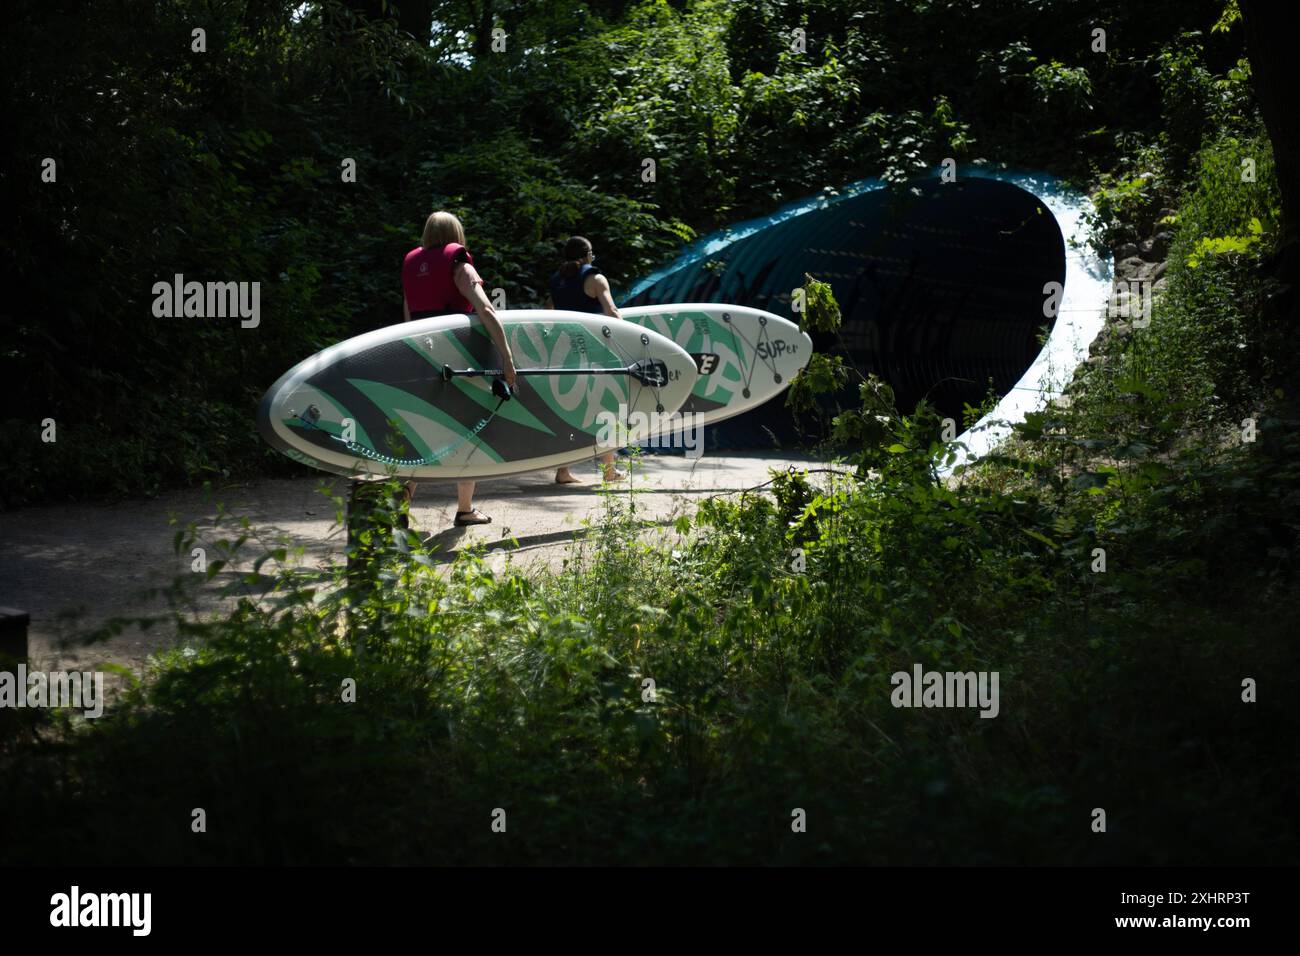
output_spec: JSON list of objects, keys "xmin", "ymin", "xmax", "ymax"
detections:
[
  {"xmin": 456, "ymin": 481, "xmax": 491, "ymax": 524},
  {"xmin": 601, "ymin": 451, "xmax": 627, "ymax": 481}
]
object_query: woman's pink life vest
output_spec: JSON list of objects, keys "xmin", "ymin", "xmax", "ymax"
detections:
[{"xmin": 403, "ymin": 242, "xmax": 475, "ymax": 316}]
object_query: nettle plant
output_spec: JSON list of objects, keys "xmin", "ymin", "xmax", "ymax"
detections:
[{"xmin": 785, "ymin": 274, "xmax": 958, "ymax": 482}]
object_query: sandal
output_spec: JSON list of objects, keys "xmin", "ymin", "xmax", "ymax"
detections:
[{"xmin": 454, "ymin": 509, "xmax": 492, "ymax": 526}]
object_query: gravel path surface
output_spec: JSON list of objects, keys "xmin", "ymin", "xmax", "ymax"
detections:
[{"xmin": 1, "ymin": 453, "xmax": 826, "ymax": 677}]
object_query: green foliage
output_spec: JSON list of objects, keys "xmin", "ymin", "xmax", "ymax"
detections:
[
  {"xmin": 1084, "ymin": 147, "xmax": 1166, "ymax": 253},
  {"xmin": 1139, "ymin": 132, "xmax": 1283, "ymax": 414},
  {"xmin": 786, "ymin": 352, "xmax": 849, "ymax": 413},
  {"xmin": 962, "ymin": 378, "xmax": 1001, "ymax": 431},
  {"xmin": 1156, "ymin": 31, "xmax": 1259, "ymax": 178},
  {"xmin": 1185, "ymin": 216, "xmax": 1263, "ymax": 268},
  {"xmin": 1212, "ymin": 1, "xmax": 1241, "ymax": 33},
  {"xmin": 1171, "ymin": 132, "xmax": 1280, "ymax": 244},
  {"xmin": 573, "ymin": 2, "xmax": 742, "ymax": 211},
  {"xmin": 1030, "ymin": 60, "xmax": 1094, "ymax": 110},
  {"xmin": 799, "ymin": 274, "xmax": 842, "ymax": 332},
  {"xmin": 419, "ymin": 131, "xmax": 686, "ymax": 303},
  {"xmin": 786, "ymin": 274, "xmax": 847, "ymax": 414}
]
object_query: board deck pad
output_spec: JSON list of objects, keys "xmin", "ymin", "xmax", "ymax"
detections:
[{"xmin": 258, "ymin": 311, "xmax": 698, "ymax": 480}]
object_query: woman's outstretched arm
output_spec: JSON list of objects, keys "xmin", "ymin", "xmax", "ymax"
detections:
[{"xmin": 457, "ymin": 265, "xmax": 517, "ymax": 386}]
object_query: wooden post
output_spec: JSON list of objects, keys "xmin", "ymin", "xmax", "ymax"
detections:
[
  {"xmin": 0, "ymin": 606, "xmax": 29, "ymax": 669},
  {"xmin": 0, "ymin": 608, "xmax": 27, "ymax": 736}
]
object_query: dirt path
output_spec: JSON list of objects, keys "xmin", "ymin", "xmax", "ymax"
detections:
[{"xmin": 0, "ymin": 453, "xmax": 823, "ymax": 677}]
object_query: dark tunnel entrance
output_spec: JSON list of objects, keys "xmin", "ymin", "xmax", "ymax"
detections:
[{"xmin": 622, "ymin": 176, "xmax": 1067, "ymax": 449}]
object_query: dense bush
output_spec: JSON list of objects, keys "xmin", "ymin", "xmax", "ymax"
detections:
[{"xmin": 4, "ymin": 405, "xmax": 1295, "ymax": 864}]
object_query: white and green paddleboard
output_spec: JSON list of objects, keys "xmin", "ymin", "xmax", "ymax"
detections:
[
  {"xmin": 257, "ymin": 311, "xmax": 698, "ymax": 481},
  {"xmin": 620, "ymin": 304, "xmax": 812, "ymax": 426}
]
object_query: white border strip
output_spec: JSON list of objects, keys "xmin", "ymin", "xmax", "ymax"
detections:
[{"xmin": 940, "ymin": 171, "xmax": 1112, "ymax": 472}]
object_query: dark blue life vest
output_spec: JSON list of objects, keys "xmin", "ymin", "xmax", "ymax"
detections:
[{"xmin": 549, "ymin": 263, "xmax": 603, "ymax": 314}]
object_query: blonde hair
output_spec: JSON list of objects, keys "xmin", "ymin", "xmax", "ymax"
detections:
[{"xmin": 421, "ymin": 211, "xmax": 467, "ymax": 250}]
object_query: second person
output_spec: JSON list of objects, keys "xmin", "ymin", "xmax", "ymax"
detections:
[{"xmin": 544, "ymin": 235, "xmax": 628, "ymax": 484}]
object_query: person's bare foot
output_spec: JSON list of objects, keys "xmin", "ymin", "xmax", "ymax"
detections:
[
  {"xmin": 603, "ymin": 468, "xmax": 629, "ymax": 482},
  {"xmin": 555, "ymin": 468, "xmax": 582, "ymax": 484},
  {"xmin": 454, "ymin": 508, "xmax": 492, "ymax": 526}
]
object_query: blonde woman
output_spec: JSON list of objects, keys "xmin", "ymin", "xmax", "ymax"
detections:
[
  {"xmin": 544, "ymin": 236, "xmax": 628, "ymax": 484},
  {"xmin": 402, "ymin": 211, "xmax": 517, "ymax": 526}
]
